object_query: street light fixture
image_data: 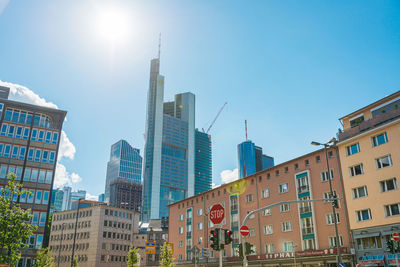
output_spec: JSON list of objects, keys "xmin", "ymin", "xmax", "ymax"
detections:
[{"xmin": 311, "ymin": 138, "xmax": 342, "ymax": 265}]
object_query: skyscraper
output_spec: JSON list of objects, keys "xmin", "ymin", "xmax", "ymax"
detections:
[
  {"xmin": 0, "ymin": 86, "xmax": 66, "ymax": 266},
  {"xmin": 142, "ymin": 55, "xmax": 197, "ymax": 221},
  {"xmin": 104, "ymin": 140, "xmax": 142, "ymax": 210},
  {"xmin": 195, "ymin": 129, "xmax": 212, "ymax": 195},
  {"xmin": 238, "ymin": 140, "xmax": 274, "ymax": 178}
]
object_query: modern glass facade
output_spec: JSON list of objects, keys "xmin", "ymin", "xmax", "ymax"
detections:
[
  {"xmin": 195, "ymin": 130, "xmax": 212, "ymax": 195},
  {"xmin": 238, "ymin": 140, "xmax": 274, "ymax": 178}
]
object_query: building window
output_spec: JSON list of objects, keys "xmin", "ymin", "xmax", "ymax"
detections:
[
  {"xmin": 178, "ymin": 227, "xmax": 183, "ymax": 234},
  {"xmin": 328, "ymin": 151, "xmax": 333, "ymax": 158},
  {"xmin": 356, "ymin": 236, "xmax": 382, "ymax": 250},
  {"xmin": 372, "ymin": 132, "xmax": 388, "ymax": 147},
  {"xmin": 275, "ymin": 170, "xmax": 279, "ymax": 176},
  {"xmin": 249, "ymin": 228, "xmax": 255, "ymax": 237},
  {"xmin": 178, "ymin": 214, "xmax": 183, "ymax": 221},
  {"xmin": 316, "ymin": 155, "xmax": 321, "ymax": 163},
  {"xmin": 349, "ymin": 164, "xmax": 364, "ymax": 177},
  {"xmin": 283, "ymin": 241, "xmax": 294, "ymax": 252},
  {"xmin": 321, "ymin": 170, "xmax": 334, "ymax": 181},
  {"xmin": 356, "ymin": 209, "xmax": 372, "ymax": 222},
  {"xmin": 197, "ymin": 209, "xmax": 202, "ymax": 216},
  {"xmin": 305, "ymin": 159, "xmax": 309, "ymax": 166},
  {"xmin": 346, "ymin": 143, "xmax": 360, "ymax": 156},
  {"xmin": 350, "ymin": 115, "xmax": 364, "ymax": 128},
  {"xmin": 263, "ymin": 225, "xmax": 273, "ymax": 235},
  {"xmin": 385, "ymin": 203, "xmax": 400, "ymax": 217},
  {"xmin": 265, "ymin": 244, "xmax": 274, "ymax": 254},
  {"xmin": 353, "ymin": 186, "xmax": 368, "ymax": 199},
  {"xmin": 329, "ymin": 236, "xmax": 343, "ymax": 248},
  {"xmin": 380, "ymin": 178, "xmax": 398, "ymax": 192},
  {"xmin": 281, "ymin": 221, "xmax": 292, "ymax": 232},
  {"xmin": 326, "ymin": 213, "xmax": 340, "ymax": 225},
  {"xmin": 261, "ymin": 188, "xmax": 270, "ymax": 198},
  {"xmin": 284, "ymin": 167, "xmax": 289, "ymax": 173},
  {"xmin": 245, "ymin": 194, "xmax": 253, "ymax": 203},
  {"xmin": 279, "ymin": 183, "xmax": 289, "ymax": 193},
  {"xmin": 262, "ymin": 208, "xmax": 271, "ymax": 216},
  {"xmin": 376, "ymin": 155, "xmax": 393, "ymax": 169},
  {"xmin": 198, "ymin": 223, "xmax": 203, "ymax": 230},
  {"xmin": 280, "ymin": 204, "xmax": 290, "ymax": 212},
  {"xmin": 178, "ymin": 241, "xmax": 183, "ymax": 247},
  {"xmin": 295, "ymin": 164, "xmax": 299, "ymax": 170},
  {"xmin": 303, "ymin": 239, "xmax": 316, "ymax": 250}
]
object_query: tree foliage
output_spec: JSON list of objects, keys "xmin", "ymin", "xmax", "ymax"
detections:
[
  {"xmin": 35, "ymin": 247, "xmax": 55, "ymax": 267},
  {"xmin": 127, "ymin": 246, "xmax": 140, "ymax": 267},
  {"xmin": 0, "ymin": 174, "xmax": 37, "ymax": 265},
  {"xmin": 160, "ymin": 242, "xmax": 174, "ymax": 267},
  {"xmin": 72, "ymin": 257, "xmax": 78, "ymax": 267}
]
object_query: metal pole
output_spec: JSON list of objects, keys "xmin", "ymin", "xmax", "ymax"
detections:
[
  {"xmin": 242, "ymin": 237, "xmax": 247, "ymax": 267},
  {"xmin": 58, "ymin": 223, "xmax": 65, "ymax": 267},
  {"xmin": 323, "ymin": 145, "xmax": 342, "ymax": 265},
  {"xmin": 71, "ymin": 198, "xmax": 82, "ymax": 267},
  {"xmin": 294, "ymin": 244, "xmax": 297, "ymax": 267}
]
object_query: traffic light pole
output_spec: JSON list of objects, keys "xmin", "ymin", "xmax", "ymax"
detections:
[
  {"xmin": 240, "ymin": 198, "xmax": 341, "ymax": 267},
  {"xmin": 219, "ymin": 227, "xmax": 223, "ymax": 267}
]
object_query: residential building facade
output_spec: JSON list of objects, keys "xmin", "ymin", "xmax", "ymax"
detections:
[
  {"xmin": 337, "ymin": 91, "xmax": 400, "ymax": 266},
  {"xmin": 194, "ymin": 129, "xmax": 212, "ymax": 195},
  {"xmin": 238, "ymin": 140, "xmax": 274, "ymax": 178},
  {"xmin": 0, "ymin": 86, "xmax": 66, "ymax": 267},
  {"xmin": 169, "ymin": 148, "xmax": 353, "ymax": 267},
  {"xmin": 49, "ymin": 205, "xmax": 140, "ymax": 267}
]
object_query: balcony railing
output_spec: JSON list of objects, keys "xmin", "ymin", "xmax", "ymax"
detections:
[
  {"xmin": 298, "ymin": 185, "xmax": 309, "ymax": 194},
  {"xmin": 302, "ymin": 227, "xmax": 314, "ymax": 235},
  {"xmin": 186, "ymin": 218, "xmax": 192, "ymax": 224},
  {"xmin": 186, "ymin": 232, "xmax": 192, "ymax": 238},
  {"xmin": 338, "ymin": 108, "xmax": 400, "ymax": 141},
  {"xmin": 231, "ymin": 205, "xmax": 238, "ymax": 212},
  {"xmin": 299, "ymin": 206, "xmax": 312, "ymax": 214}
]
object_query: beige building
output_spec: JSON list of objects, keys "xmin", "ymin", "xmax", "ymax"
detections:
[
  {"xmin": 49, "ymin": 204, "xmax": 140, "ymax": 267},
  {"xmin": 337, "ymin": 91, "xmax": 400, "ymax": 266},
  {"xmin": 169, "ymin": 148, "xmax": 354, "ymax": 267}
]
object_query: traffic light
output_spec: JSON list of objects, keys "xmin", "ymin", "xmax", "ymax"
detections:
[
  {"xmin": 210, "ymin": 229, "xmax": 220, "ymax": 251},
  {"xmin": 331, "ymin": 193, "xmax": 339, "ymax": 208},
  {"xmin": 224, "ymin": 229, "xmax": 233, "ymax": 244},
  {"xmin": 238, "ymin": 243, "xmax": 244, "ymax": 260},
  {"xmin": 245, "ymin": 242, "xmax": 253, "ymax": 255}
]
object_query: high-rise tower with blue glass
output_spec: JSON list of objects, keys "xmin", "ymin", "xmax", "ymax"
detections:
[
  {"xmin": 195, "ymin": 130, "xmax": 212, "ymax": 195},
  {"xmin": 142, "ymin": 55, "xmax": 197, "ymax": 222},
  {"xmin": 238, "ymin": 140, "xmax": 274, "ymax": 178}
]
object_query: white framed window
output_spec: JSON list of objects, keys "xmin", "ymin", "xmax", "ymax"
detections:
[
  {"xmin": 376, "ymin": 155, "xmax": 393, "ymax": 169},
  {"xmin": 356, "ymin": 236, "xmax": 382, "ymax": 250},
  {"xmin": 249, "ymin": 228, "xmax": 256, "ymax": 237},
  {"xmin": 281, "ymin": 221, "xmax": 292, "ymax": 232},
  {"xmin": 283, "ymin": 241, "xmax": 294, "ymax": 252},
  {"xmin": 197, "ymin": 208, "xmax": 203, "ymax": 216},
  {"xmin": 197, "ymin": 223, "xmax": 203, "ymax": 230},
  {"xmin": 261, "ymin": 188, "xmax": 270, "ymax": 198},
  {"xmin": 178, "ymin": 214, "xmax": 183, "ymax": 221},
  {"xmin": 303, "ymin": 238, "xmax": 316, "ymax": 250},
  {"xmin": 263, "ymin": 225, "xmax": 273, "ymax": 235},
  {"xmin": 279, "ymin": 183, "xmax": 289, "ymax": 193},
  {"xmin": 321, "ymin": 170, "xmax": 334, "ymax": 182},
  {"xmin": 372, "ymin": 132, "xmax": 388, "ymax": 147},
  {"xmin": 349, "ymin": 164, "xmax": 364, "ymax": 177},
  {"xmin": 265, "ymin": 244, "xmax": 274, "ymax": 254},
  {"xmin": 178, "ymin": 227, "xmax": 183, "ymax": 234},
  {"xmin": 245, "ymin": 194, "xmax": 253, "ymax": 203},
  {"xmin": 323, "ymin": 191, "xmax": 338, "ymax": 202},
  {"xmin": 262, "ymin": 208, "xmax": 271, "ymax": 216},
  {"xmin": 326, "ymin": 213, "xmax": 340, "ymax": 225},
  {"xmin": 178, "ymin": 241, "xmax": 183, "ymax": 247},
  {"xmin": 280, "ymin": 203, "xmax": 290, "ymax": 212},
  {"xmin": 385, "ymin": 203, "xmax": 400, "ymax": 217},
  {"xmin": 356, "ymin": 209, "xmax": 372, "ymax": 221},
  {"xmin": 346, "ymin": 143, "xmax": 360, "ymax": 155},
  {"xmin": 178, "ymin": 254, "xmax": 183, "ymax": 260},
  {"xmin": 380, "ymin": 178, "xmax": 398, "ymax": 192},
  {"xmin": 198, "ymin": 237, "xmax": 203, "ymax": 244},
  {"xmin": 353, "ymin": 186, "xmax": 368, "ymax": 199},
  {"xmin": 328, "ymin": 236, "xmax": 343, "ymax": 248}
]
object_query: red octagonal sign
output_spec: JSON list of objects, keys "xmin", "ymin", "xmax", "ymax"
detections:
[
  {"xmin": 240, "ymin": 225, "xmax": 250, "ymax": 237},
  {"xmin": 210, "ymin": 204, "xmax": 225, "ymax": 225},
  {"xmin": 393, "ymin": 232, "xmax": 400, "ymax": 242}
]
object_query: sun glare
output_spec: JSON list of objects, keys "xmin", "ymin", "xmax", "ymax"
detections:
[{"xmin": 95, "ymin": 5, "xmax": 130, "ymax": 44}]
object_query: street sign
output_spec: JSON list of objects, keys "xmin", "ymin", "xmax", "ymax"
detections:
[
  {"xmin": 145, "ymin": 240, "xmax": 156, "ymax": 254},
  {"xmin": 201, "ymin": 248, "xmax": 210, "ymax": 258},
  {"xmin": 240, "ymin": 225, "xmax": 250, "ymax": 237},
  {"xmin": 210, "ymin": 204, "xmax": 225, "ymax": 225},
  {"xmin": 393, "ymin": 232, "xmax": 400, "ymax": 242},
  {"xmin": 339, "ymin": 262, "xmax": 345, "ymax": 267}
]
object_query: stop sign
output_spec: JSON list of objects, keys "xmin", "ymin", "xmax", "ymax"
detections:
[
  {"xmin": 240, "ymin": 225, "xmax": 250, "ymax": 237},
  {"xmin": 209, "ymin": 204, "xmax": 225, "ymax": 225},
  {"xmin": 393, "ymin": 232, "xmax": 400, "ymax": 242}
]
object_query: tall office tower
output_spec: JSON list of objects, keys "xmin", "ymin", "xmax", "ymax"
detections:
[
  {"xmin": 109, "ymin": 179, "xmax": 142, "ymax": 211},
  {"xmin": 104, "ymin": 140, "xmax": 142, "ymax": 201},
  {"xmin": 142, "ymin": 55, "xmax": 196, "ymax": 222},
  {"xmin": 98, "ymin": 193, "xmax": 105, "ymax": 202},
  {"xmin": 0, "ymin": 86, "xmax": 66, "ymax": 266},
  {"xmin": 50, "ymin": 188, "xmax": 64, "ymax": 213},
  {"xmin": 238, "ymin": 140, "xmax": 274, "ymax": 178},
  {"xmin": 194, "ymin": 129, "xmax": 212, "ymax": 195}
]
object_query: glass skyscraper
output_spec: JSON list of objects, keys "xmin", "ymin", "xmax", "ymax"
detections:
[
  {"xmin": 238, "ymin": 140, "xmax": 274, "ymax": 178},
  {"xmin": 142, "ymin": 55, "xmax": 197, "ymax": 222},
  {"xmin": 195, "ymin": 129, "xmax": 212, "ymax": 195}
]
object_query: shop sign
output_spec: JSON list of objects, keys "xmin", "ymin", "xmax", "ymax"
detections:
[
  {"xmin": 261, "ymin": 248, "xmax": 349, "ymax": 259},
  {"xmin": 359, "ymin": 255, "xmax": 384, "ymax": 265},
  {"xmin": 387, "ymin": 254, "xmax": 400, "ymax": 265}
]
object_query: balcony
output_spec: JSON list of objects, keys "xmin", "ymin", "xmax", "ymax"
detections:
[
  {"xmin": 298, "ymin": 185, "xmax": 309, "ymax": 194},
  {"xmin": 338, "ymin": 108, "xmax": 400, "ymax": 141},
  {"xmin": 186, "ymin": 218, "xmax": 192, "ymax": 224},
  {"xmin": 186, "ymin": 232, "xmax": 192, "ymax": 238},
  {"xmin": 302, "ymin": 227, "xmax": 314, "ymax": 235},
  {"xmin": 299, "ymin": 206, "xmax": 312, "ymax": 214},
  {"xmin": 186, "ymin": 245, "xmax": 192, "ymax": 251}
]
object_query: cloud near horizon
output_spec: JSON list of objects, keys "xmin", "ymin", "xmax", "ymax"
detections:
[{"xmin": 220, "ymin": 168, "xmax": 239, "ymax": 184}]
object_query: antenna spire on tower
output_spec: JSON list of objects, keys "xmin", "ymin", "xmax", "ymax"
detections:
[{"xmin": 158, "ymin": 33, "xmax": 161, "ymax": 59}]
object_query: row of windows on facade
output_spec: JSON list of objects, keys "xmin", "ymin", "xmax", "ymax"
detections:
[
  {"xmin": 104, "ymin": 208, "xmax": 133, "ymax": 219},
  {"xmin": 50, "ymin": 232, "xmax": 90, "ymax": 242},
  {"xmin": 0, "ymin": 186, "xmax": 50, "ymax": 206},
  {"xmin": 100, "ymin": 255, "xmax": 127, "ymax": 263},
  {"xmin": 1, "ymin": 107, "xmax": 54, "ymax": 129},
  {"xmin": 346, "ymin": 132, "xmax": 388, "ymax": 156},
  {"xmin": 355, "ymin": 235, "xmax": 394, "ymax": 250},
  {"xmin": 0, "ymin": 143, "xmax": 56, "ymax": 164},
  {"xmin": 50, "ymin": 243, "xmax": 89, "ymax": 253},
  {"xmin": 52, "ymin": 221, "xmax": 91, "ymax": 232},
  {"xmin": 348, "ymin": 155, "xmax": 393, "ymax": 178},
  {"xmin": 103, "ymin": 219, "xmax": 132, "ymax": 230},
  {"xmin": 53, "ymin": 210, "xmax": 92, "ymax": 221},
  {"xmin": 352, "ymin": 178, "xmax": 397, "ymax": 199},
  {"xmin": 26, "ymin": 233, "xmax": 43, "ymax": 249},
  {"xmin": 355, "ymin": 204, "xmax": 400, "ymax": 221},
  {"xmin": 54, "ymin": 254, "xmax": 88, "ymax": 263},
  {"xmin": 101, "ymin": 243, "xmax": 131, "ymax": 252},
  {"xmin": 0, "ymin": 123, "xmax": 59, "ymax": 144},
  {"xmin": 0, "ymin": 166, "xmax": 54, "ymax": 184},
  {"xmin": 102, "ymin": 231, "xmax": 132, "ymax": 241}
]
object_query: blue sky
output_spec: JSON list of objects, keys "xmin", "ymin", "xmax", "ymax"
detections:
[{"xmin": 0, "ymin": 0, "xmax": 399, "ymax": 198}]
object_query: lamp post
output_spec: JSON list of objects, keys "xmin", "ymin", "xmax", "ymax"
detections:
[
  {"xmin": 58, "ymin": 223, "xmax": 66, "ymax": 267},
  {"xmin": 71, "ymin": 198, "xmax": 83, "ymax": 267},
  {"xmin": 311, "ymin": 138, "xmax": 342, "ymax": 265}
]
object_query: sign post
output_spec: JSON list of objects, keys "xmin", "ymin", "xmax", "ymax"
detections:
[
  {"xmin": 210, "ymin": 204, "xmax": 225, "ymax": 267},
  {"xmin": 393, "ymin": 233, "xmax": 400, "ymax": 267}
]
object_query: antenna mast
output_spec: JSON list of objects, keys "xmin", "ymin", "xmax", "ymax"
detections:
[
  {"xmin": 245, "ymin": 120, "xmax": 248, "ymax": 141},
  {"xmin": 158, "ymin": 33, "xmax": 161, "ymax": 59}
]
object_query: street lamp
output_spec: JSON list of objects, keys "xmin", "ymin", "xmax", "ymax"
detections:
[
  {"xmin": 311, "ymin": 138, "xmax": 342, "ymax": 265},
  {"xmin": 71, "ymin": 198, "xmax": 83, "ymax": 267},
  {"xmin": 58, "ymin": 222, "xmax": 66, "ymax": 267}
]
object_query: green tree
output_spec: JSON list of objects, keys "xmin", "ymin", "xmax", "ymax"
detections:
[
  {"xmin": 160, "ymin": 242, "xmax": 174, "ymax": 267},
  {"xmin": 72, "ymin": 257, "xmax": 78, "ymax": 267},
  {"xmin": 43, "ymin": 213, "xmax": 52, "ymax": 248},
  {"xmin": 127, "ymin": 246, "xmax": 140, "ymax": 267},
  {"xmin": 35, "ymin": 247, "xmax": 55, "ymax": 267},
  {"xmin": 0, "ymin": 173, "xmax": 37, "ymax": 265}
]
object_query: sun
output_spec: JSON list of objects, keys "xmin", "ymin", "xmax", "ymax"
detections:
[{"xmin": 95, "ymin": 5, "xmax": 130, "ymax": 44}]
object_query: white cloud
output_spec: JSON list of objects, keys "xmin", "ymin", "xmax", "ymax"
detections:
[
  {"xmin": 0, "ymin": 80, "xmax": 81, "ymax": 188},
  {"xmin": 0, "ymin": 0, "xmax": 10, "ymax": 15},
  {"xmin": 220, "ymin": 168, "xmax": 239, "ymax": 184},
  {"xmin": 85, "ymin": 193, "xmax": 99, "ymax": 201}
]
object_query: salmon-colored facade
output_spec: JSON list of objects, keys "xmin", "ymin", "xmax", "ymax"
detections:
[{"xmin": 169, "ymin": 148, "xmax": 353, "ymax": 267}]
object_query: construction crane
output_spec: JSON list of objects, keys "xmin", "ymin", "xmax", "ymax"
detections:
[{"xmin": 202, "ymin": 102, "xmax": 227, "ymax": 134}]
